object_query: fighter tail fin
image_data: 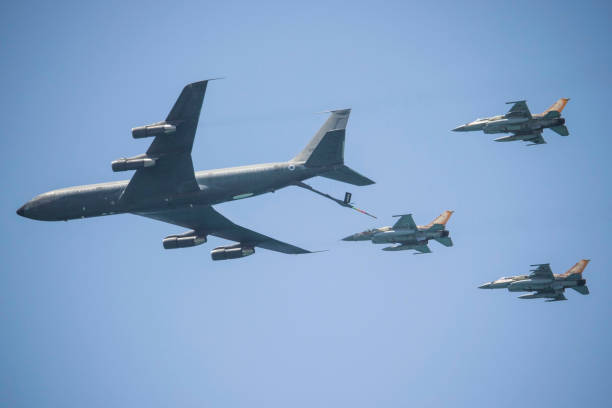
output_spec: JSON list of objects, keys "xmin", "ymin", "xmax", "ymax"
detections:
[
  {"xmin": 542, "ymin": 98, "xmax": 570, "ymax": 115},
  {"xmin": 558, "ymin": 259, "xmax": 590, "ymax": 279},
  {"xmin": 423, "ymin": 210, "xmax": 454, "ymax": 229},
  {"xmin": 292, "ymin": 109, "xmax": 374, "ymax": 185}
]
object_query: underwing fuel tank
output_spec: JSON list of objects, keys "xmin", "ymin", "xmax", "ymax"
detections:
[
  {"xmin": 518, "ymin": 292, "xmax": 556, "ymax": 300},
  {"xmin": 211, "ymin": 245, "xmax": 255, "ymax": 261},
  {"xmin": 132, "ymin": 123, "xmax": 176, "ymax": 139}
]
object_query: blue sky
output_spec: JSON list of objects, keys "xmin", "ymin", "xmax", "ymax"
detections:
[{"xmin": 1, "ymin": 0, "xmax": 611, "ymax": 406}]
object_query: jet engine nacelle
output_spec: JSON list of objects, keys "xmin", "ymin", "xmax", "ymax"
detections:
[
  {"xmin": 163, "ymin": 233, "xmax": 207, "ymax": 249},
  {"xmin": 132, "ymin": 122, "xmax": 176, "ymax": 139},
  {"xmin": 211, "ymin": 245, "xmax": 255, "ymax": 261},
  {"xmin": 111, "ymin": 157, "xmax": 156, "ymax": 172}
]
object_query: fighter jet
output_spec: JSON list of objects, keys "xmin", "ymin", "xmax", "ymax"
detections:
[
  {"xmin": 16, "ymin": 80, "xmax": 376, "ymax": 261},
  {"xmin": 453, "ymin": 98, "xmax": 570, "ymax": 145},
  {"xmin": 342, "ymin": 211, "xmax": 454, "ymax": 254},
  {"xmin": 479, "ymin": 259, "xmax": 590, "ymax": 302}
]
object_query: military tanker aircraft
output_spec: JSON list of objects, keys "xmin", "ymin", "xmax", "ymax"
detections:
[
  {"xmin": 17, "ymin": 80, "xmax": 375, "ymax": 261},
  {"xmin": 479, "ymin": 259, "xmax": 590, "ymax": 301},
  {"xmin": 453, "ymin": 98, "xmax": 570, "ymax": 145},
  {"xmin": 342, "ymin": 211, "xmax": 453, "ymax": 254}
]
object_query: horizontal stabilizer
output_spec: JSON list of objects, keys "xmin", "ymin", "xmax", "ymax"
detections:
[
  {"xmin": 319, "ymin": 165, "xmax": 375, "ymax": 186},
  {"xmin": 571, "ymin": 285, "xmax": 589, "ymax": 295},
  {"xmin": 434, "ymin": 236, "xmax": 453, "ymax": 247},
  {"xmin": 550, "ymin": 125, "xmax": 569, "ymax": 136}
]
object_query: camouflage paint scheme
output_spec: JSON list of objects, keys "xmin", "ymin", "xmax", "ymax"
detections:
[
  {"xmin": 342, "ymin": 211, "xmax": 454, "ymax": 254},
  {"xmin": 479, "ymin": 260, "xmax": 590, "ymax": 301},
  {"xmin": 453, "ymin": 98, "xmax": 570, "ymax": 145}
]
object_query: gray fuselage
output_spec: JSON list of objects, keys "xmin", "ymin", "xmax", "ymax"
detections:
[
  {"xmin": 344, "ymin": 226, "xmax": 449, "ymax": 245},
  {"xmin": 479, "ymin": 275, "xmax": 585, "ymax": 292},
  {"xmin": 454, "ymin": 115, "xmax": 565, "ymax": 134},
  {"xmin": 18, "ymin": 161, "xmax": 324, "ymax": 222}
]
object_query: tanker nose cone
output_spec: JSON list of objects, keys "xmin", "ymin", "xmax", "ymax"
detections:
[{"xmin": 16, "ymin": 205, "xmax": 26, "ymax": 217}]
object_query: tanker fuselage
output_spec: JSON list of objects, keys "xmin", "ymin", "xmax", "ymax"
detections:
[{"xmin": 17, "ymin": 161, "xmax": 324, "ymax": 222}]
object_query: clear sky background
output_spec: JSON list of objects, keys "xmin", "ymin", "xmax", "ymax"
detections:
[{"xmin": 1, "ymin": 0, "xmax": 611, "ymax": 406}]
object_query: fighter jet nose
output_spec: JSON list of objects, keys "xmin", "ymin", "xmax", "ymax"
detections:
[
  {"xmin": 478, "ymin": 283, "xmax": 491, "ymax": 289},
  {"xmin": 452, "ymin": 125, "xmax": 466, "ymax": 132},
  {"xmin": 16, "ymin": 205, "xmax": 26, "ymax": 217},
  {"xmin": 342, "ymin": 234, "xmax": 356, "ymax": 241}
]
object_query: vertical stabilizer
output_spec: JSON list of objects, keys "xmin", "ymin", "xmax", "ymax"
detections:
[
  {"xmin": 292, "ymin": 109, "xmax": 351, "ymax": 165},
  {"xmin": 542, "ymin": 98, "xmax": 570, "ymax": 115},
  {"xmin": 559, "ymin": 259, "xmax": 590, "ymax": 279},
  {"xmin": 423, "ymin": 210, "xmax": 454, "ymax": 229},
  {"xmin": 291, "ymin": 109, "xmax": 375, "ymax": 185}
]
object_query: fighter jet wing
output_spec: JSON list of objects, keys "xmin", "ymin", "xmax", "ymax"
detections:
[
  {"xmin": 529, "ymin": 263, "xmax": 554, "ymax": 279},
  {"xmin": 122, "ymin": 80, "xmax": 211, "ymax": 201},
  {"xmin": 414, "ymin": 244, "xmax": 432, "ymax": 254},
  {"xmin": 506, "ymin": 100, "xmax": 532, "ymax": 118},
  {"xmin": 135, "ymin": 205, "xmax": 311, "ymax": 254},
  {"xmin": 525, "ymin": 133, "xmax": 547, "ymax": 145},
  {"xmin": 547, "ymin": 290, "xmax": 567, "ymax": 302},
  {"xmin": 392, "ymin": 214, "xmax": 417, "ymax": 230}
]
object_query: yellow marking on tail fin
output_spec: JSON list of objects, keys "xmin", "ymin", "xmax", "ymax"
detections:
[
  {"xmin": 423, "ymin": 210, "xmax": 454, "ymax": 228},
  {"xmin": 544, "ymin": 98, "xmax": 570, "ymax": 114},
  {"xmin": 559, "ymin": 259, "xmax": 590, "ymax": 277}
]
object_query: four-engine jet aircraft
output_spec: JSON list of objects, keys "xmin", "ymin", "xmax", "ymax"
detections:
[
  {"xmin": 453, "ymin": 98, "xmax": 570, "ymax": 145},
  {"xmin": 342, "ymin": 211, "xmax": 453, "ymax": 254},
  {"xmin": 16, "ymin": 80, "xmax": 375, "ymax": 261},
  {"xmin": 478, "ymin": 259, "xmax": 590, "ymax": 301}
]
